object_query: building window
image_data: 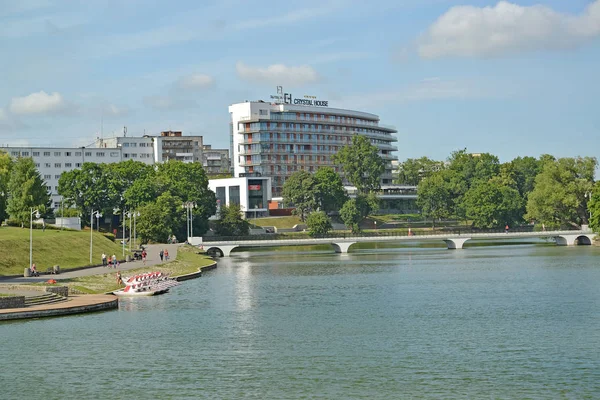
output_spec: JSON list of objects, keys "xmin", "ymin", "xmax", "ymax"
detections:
[
  {"xmin": 55, "ymin": 175, "xmax": 61, "ymax": 179},
  {"xmin": 123, "ymin": 143, "xmax": 129, "ymax": 147},
  {"xmin": 124, "ymin": 153, "xmax": 129, "ymax": 158},
  {"xmin": 65, "ymin": 152, "xmax": 71, "ymax": 156},
  {"xmin": 75, "ymin": 163, "xmax": 81, "ymax": 167},
  {"xmin": 46, "ymin": 185, "xmax": 52, "ymax": 191},
  {"xmin": 75, "ymin": 151, "xmax": 82, "ymax": 156},
  {"xmin": 54, "ymin": 152, "xmax": 61, "ymax": 156},
  {"xmin": 65, "ymin": 163, "xmax": 72, "ymax": 168},
  {"xmin": 44, "ymin": 152, "xmax": 51, "ymax": 156},
  {"xmin": 11, "ymin": 151, "xmax": 18, "ymax": 156},
  {"xmin": 130, "ymin": 143, "xmax": 137, "ymax": 147},
  {"xmin": 97, "ymin": 152, "xmax": 105, "ymax": 157},
  {"xmin": 131, "ymin": 153, "xmax": 137, "ymax": 158},
  {"xmin": 85, "ymin": 152, "xmax": 92, "ymax": 157},
  {"xmin": 44, "ymin": 163, "xmax": 51, "ymax": 168},
  {"xmin": 35, "ymin": 163, "xmax": 40, "ymax": 168},
  {"xmin": 33, "ymin": 152, "xmax": 40, "ymax": 156},
  {"xmin": 259, "ymin": 109, "xmax": 268, "ymax": 115},
  {"xmin": 110, "ymin": 152, "xmax": 119, "ymax": 157},
  {"xmin": 21, "ymin": 151, "xmax": 29, "ymax": 156},
  {"xmin": 54, "ymin": 163, "xmax": 61, "ymax": 168},
  {"xmin": 229, "ymin": 186, "xmax": 240, "ymax": 205},
  {"xmin": 44, "ymin": 174, "xmax": 51, "ymax": 179}
]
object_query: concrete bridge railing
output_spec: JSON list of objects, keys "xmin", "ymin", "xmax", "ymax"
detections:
[{"xmin": 201, "ymin": 229, "xmax": 595, "ymax": 257}]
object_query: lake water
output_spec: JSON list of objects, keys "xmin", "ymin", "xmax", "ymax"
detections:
[{"xmin": 2, "ymin": 242, "xmax": 600, "ymax": 399}]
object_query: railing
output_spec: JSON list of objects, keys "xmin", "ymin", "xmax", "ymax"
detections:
[{"xmin": 202, "ymin": 226, "xmax": 583, "ymax": 243}]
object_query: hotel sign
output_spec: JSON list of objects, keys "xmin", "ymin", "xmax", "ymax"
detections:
[{"xmin": 271, "ymin": 86, "xmax": 328, "ymax": 107}]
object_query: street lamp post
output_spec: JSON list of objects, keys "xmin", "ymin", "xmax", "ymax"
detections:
[
  {"xmin": 133, "ymin": 211, "xmax": 140, "ymax": 249},
  {"xmin": 126, "ymin": 211, "xmax": 132, "ymax": 252},
  {"xmin": 30, "ymin": 208, "xmax": 40, "ymax": 270},
  {"xmin": 182, "ymin": 202, "xmax": 197, "ymax": 241},
  {"xmin": 89, "ymin": 210, "xmax": 102, "ymax": 264}
]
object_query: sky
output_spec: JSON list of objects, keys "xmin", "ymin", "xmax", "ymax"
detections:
[{"xmin": 1, "ymin": 0, "xmax": 599, "ymax": 163}]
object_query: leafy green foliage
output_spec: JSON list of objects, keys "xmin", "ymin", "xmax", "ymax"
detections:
[
  {"xmin": 396, "ymin": 157, "xmax": 445, "ymax": 186},
  {"xmin": 463, "ymin": 178, "xmax": 524, "ymax": 228},
  {"xmin": 314, "ymin": 167, "xmax": 348, "ymax": 213},
  {"xmin": 214, "ymin": 203, "xmax": 250, "ymax": 236},
  {"xmin": 136, "ymin": 192, "xmax": 185, "ymax": 243},
  {"xmin": 58, "ymin": 163, "xmax": 111, "ymax": 222},
  {"xmin": 588, "ymin": 181, "xmax": 600, "ymax": 233},
  {"xmin": 306, "ymin": 210, "xmax": 333, "ymax": 237},
  {"xmin": 416, "ymin": 170, "xmax": 454, "ymax": 226},
  {"xmin": 6, "ymin": 157, "xmax": 51, "ymax": 226},
  {"xmin": 340, "ymin": 198, "xmax": 361, "ymax": 233},
  {"xmin": 333, "ymin": 135, "xmax": 385, "ymax": 194},
  {"xmin": 0, "ymin": 150, "xmax": 12, "ymax": 222},
  {"xmin": 282, "ymin": 170, "xmax": 318, "ymax": 221},
  {"xmin": 526, "ymin": 157, "xmax": 597, "ymax": 228}
]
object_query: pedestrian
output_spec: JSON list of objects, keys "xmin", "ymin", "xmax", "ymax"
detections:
[
  {"xmin": 112, "ymin": 254, "xmax": 117, "ymax": 268},
  {"xmin": 102, "ymin": 252, "xmax": 107, "ymax": 266},
  {"xmin": 42, "ymin": 220, "xmax": 46, "ymax": 232},
  {"xmin": 30, "ymin": 263, "xmax": 39, "ymax": 277},
  {"xmin": 505, "ymin": 224, "xmax": 509, "ymax": 233},
  {"xmin": 164, "ymin": 249, "xmax": 169, "ymax": 261},
  {"xmin": 159, "ymin": 249, "xmax": 164, "ymax": 261},
  {"xmin": 116, "ymin": 271, "xmax": 122, "ymax": 285},
  {"xmin": 142, "ymin": 250, "xmax": 147, "ymax": 265}
]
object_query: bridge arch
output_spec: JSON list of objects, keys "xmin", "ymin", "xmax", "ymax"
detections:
[
  {"xmin": 443, "ymin": 238, "xmax": 471, "ymax": 249},
  {"xmin": 555, "ymin": 234, "xmax": 594, "ymax": 246},
  {"xmin": 205, "ymin": 245, "xmax": 239, "ymax": 257}
]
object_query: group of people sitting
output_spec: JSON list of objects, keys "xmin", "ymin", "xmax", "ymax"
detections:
[{"xmin": 29, "ymin": 264, "xmax": 39, "ymax": 277}]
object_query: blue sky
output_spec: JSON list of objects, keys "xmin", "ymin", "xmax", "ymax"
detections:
[{"xmin": 1, "ymin": 0, "xmax": 599, "ymax": 163}]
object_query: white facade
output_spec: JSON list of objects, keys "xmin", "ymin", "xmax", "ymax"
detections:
[
  {"xmin": 208, "ymin": 177, "xmax": 272, "ymax": 219},
  {"xmin": 94, "ymin": 137, "xmax": 157, "ymax": 162},
  {"xmin": 0, "ymin": 146, "xmax": 155, "ymax": 209}
]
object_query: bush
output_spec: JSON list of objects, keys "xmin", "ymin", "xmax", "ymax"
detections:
[{"xmin": 306, "ymin": 211, "xmax": 332, "ymax": 237}]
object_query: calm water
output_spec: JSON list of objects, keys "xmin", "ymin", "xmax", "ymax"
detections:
[{"xmin": 2, "ymin": 243, "xmax": 600, "ymax": 399}]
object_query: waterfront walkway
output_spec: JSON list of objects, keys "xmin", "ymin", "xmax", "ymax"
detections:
[
  {"xmin": 0, "ymin": 294, "xmax": 118, "ymax": 321},
  {"xmin": 1, "ymin": 244, "xmax": 179, "ymax": 284}
]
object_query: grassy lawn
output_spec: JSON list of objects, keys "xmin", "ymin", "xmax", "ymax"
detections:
[
  {"xmin": 59, "ymin": 245, "xmax": 215, "ymax": 294},
  {"xmin": 0, "ymin": 226, "xmax": 130, "ymax": 276},
  {"xmin": 251, "ymin": 216, "xmax": 303, "ymax": 229}
]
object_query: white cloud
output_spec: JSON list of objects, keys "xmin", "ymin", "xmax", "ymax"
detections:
[
  {"xmin": 103, "ymin": 104, "xmax": 130, "ymax": 118},
  {"xmin": 0, "ymin": 108, "xmax": 6, "ymax": 121},
  {"xmin": 175, "ymin": 73, "xmax": 214, "ymax": 90},
  {"xmin": 419, "ymin": 0, "xmax": 600, "ymax": 58},
  {"xmin": 9, "ymin": 91, "xmax": 68, "ymax": 115},
  {"xmin": 236, "ymin": 62, "xmax": 319, "ymax": 87}
]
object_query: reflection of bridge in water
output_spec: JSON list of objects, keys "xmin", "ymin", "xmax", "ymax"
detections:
[{"xmin": 202, "ymin": 229, "xmax": 596, "ymax": 257}]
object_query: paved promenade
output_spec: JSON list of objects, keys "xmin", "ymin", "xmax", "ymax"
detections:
[{"xmin": 1, "ymin": 244, "xmax": 179, "ymax": 284}]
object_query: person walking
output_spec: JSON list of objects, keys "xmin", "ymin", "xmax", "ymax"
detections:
[
  {"xmin": 142, "ymin": 250, "xmax": 147, "ymax": 265},
  {"xmin": 164, "ymin": 249, "xmax": 169, "ymax": 261},
  {"xmin": 116, "ymin": 271, "xmax": 122, "ymax": 286},
  {"xmin": 112, "ymin": 254, "xmax": 117, "ymax": 268},
  {"xmin": 102, "ymin": 252, "xmax": 107, "ymax": 266},
  {"xmin": 159, "ymin": 249, "xmax": 164, "ymax": 261},
  {"xmin": 505, "ymin": 224, "xmax": 509, "ymax": 234}
]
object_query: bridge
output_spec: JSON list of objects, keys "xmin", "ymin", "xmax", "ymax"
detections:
[{"xmin": 200, "ymin": 229, "xmax": 595, "ymax": 257}]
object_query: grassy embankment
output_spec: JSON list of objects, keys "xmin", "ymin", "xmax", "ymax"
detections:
[
  {"xmin": 0, "ymin": 226, "xmax": 129, "ymax": 276},
  {"xmin": 60, "ymin": 245, "xmax": 214, "ymax": 294}
]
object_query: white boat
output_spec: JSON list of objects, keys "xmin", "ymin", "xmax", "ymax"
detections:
[{"xmin": 113, "ymin": 272, "xmax": 180, "ymax": 297}]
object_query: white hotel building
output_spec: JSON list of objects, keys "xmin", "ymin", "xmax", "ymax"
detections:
[{"xmin": 229, "ymin": 92, "xmax": 398, "ymax": 198}]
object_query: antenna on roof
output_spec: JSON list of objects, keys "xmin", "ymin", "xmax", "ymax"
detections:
[
  {"xmin": 100, "ymin": 112, "xmax": 104, "ymax": 139},
  {"xmin": 123, "ymin": 126, "xmax": 127, "ymax": 137}
]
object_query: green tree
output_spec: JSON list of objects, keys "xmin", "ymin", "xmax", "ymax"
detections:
[
  {"xmin": 333, "ymin": 135, "xmax": 385, "ymax": 194},
  {"xmin": 58, "ymin": 163, "xmax": 111, "ymax": 222},
  {"xmin": 6, "ymin": 157, "xmax": 51, "ymax": 226},
  {"xmin": 340, "ymin": 198, "xmax": 361, "ymax": 233},
  {"xmin": 314, "ymin": 167, "xmax": 347, "ymax": 213},
  {"xmin": 588, "ymin": 181, "xmax": 600, "ymax": 233},
  {"xmin": 282, "ymin": 170, "xmax": 318, "ymax": 221},
  {"xmin": 416, "ymin": 171, "xmax": 454, "ymax": 227},
  {"xmin": 306, "ymin": 210, "xmax": 333, "ymax": 237},
  {"xmin": 0, "ymin": 150, "xmax": 13, "ymax": 222},
  {"xmin": 526, "ymin": 157, "xmax": 596, "ymax": 228},
  {"xmin": 214, "ymin": 203, "xmax": 250, "ymax": 236},
  {"xmin": 107, "ymin": 160, "xmax": 154, "ymax": 210},
  {"xmin": 396, "ymin": 157, "xmax": 445, "ymax": 186},
  {"xmin": 136, "ymin": 192, "xmax": 184, "ymax": 243},
  {"xmin": 463, "ymin": 178, "xmax": 524, "ymax": 229}
]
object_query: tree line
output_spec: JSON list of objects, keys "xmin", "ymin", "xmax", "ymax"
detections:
[{"xmin": 402, "ymin": 150, "xmax": 598, "ymax": 231}]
